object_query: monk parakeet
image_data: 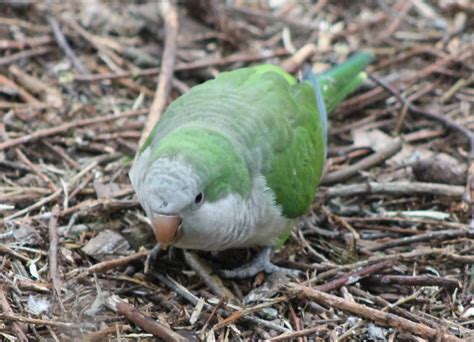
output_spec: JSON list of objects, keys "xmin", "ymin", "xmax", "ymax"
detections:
[{"xmin": 130, "ymin": 53, "xmax": 373, "ymax": 278}]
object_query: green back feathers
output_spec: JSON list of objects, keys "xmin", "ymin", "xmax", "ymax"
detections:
[{"xmin": 142, "ymin": 53, "xmax": 372, "ymax": 217}]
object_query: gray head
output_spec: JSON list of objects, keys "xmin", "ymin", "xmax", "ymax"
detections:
[{"xmin": 129, "ymin": 149, "xmax": 204, "ymax": 247}]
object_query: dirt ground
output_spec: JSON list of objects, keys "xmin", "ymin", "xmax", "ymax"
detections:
[{"xmin": 0, "ymin": 0, "xmax": 473, "ymax": 341}]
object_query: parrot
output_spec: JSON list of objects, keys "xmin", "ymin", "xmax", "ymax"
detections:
[{"xmin": 129, "ymin": 52, "xmax": 373, "ymax": 278}]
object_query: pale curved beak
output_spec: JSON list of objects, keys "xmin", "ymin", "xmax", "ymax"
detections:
[{"xmin": 150, "ymin": 213, "xmax": 182, "ymax": 247}]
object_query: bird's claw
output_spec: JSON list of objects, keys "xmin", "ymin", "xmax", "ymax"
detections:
[{"xmin": 219, "ymin": 247, "xmax": 303, "ymax": 279}]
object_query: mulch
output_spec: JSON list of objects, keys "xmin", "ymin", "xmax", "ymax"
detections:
[{"xmin": 0, "ymin": 1, "xmax": 473, "ymax": 340}]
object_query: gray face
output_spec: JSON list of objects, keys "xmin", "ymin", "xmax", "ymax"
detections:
[
  {"xmin": 141, "ymin": 165, "xmax": 198, "ymax": 216},
  {"xmin": 129, "ymin": 152, "xmax": 205, "ymax": 246}
]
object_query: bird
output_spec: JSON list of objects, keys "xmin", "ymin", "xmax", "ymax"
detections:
[{"xmin": 129, "ymin": 52, "xmax": 373, "ymax": 278}]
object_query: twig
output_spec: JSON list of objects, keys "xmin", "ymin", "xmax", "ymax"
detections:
[
  {"xmin": 0, "ymin": 47, "xmax": 52, "ymax": 66},
  {"xmin": 223, "ymin": 4, "xmax": 318, "ymax": 31},
  {"xmin": 368, "ymin": 274, "xmax": 462, "ymax": 288},
  {"xmin": 69, "ymin": 250, "xmax": 149, "ymax": 282},
  {"xmin": 46, "ymin": 14, "xmax": 89, "ymax": 74},
  {"xmin": 343, "ymin": 216, "xmax": 468, "ymax": 229},
  {"xmin": 43, "ymin": 141, "xmax": 80, "ymax": 169},
  {"xmin": 212, "ymin": 297, "xmax": 288, "ymax": 330},
  {"xmin": 369, "ymin": 74, "xmax": 474, "ymax": 159},
  {"xmin": 377, "ymin": 0, "xmax": 414, "ymax": 41},
  {"xmin": 137, "ymin": 0, "xmax": 179, "ymax": 149},
  {"xmin": 321, "ymin": 139, "xmax": 403, "ymax": 185},
  {"xmin": 288, "ymin": 283, "xmax": 463, "ymax": 342},
  {"xmin": 0, "ymin": 313, "xmax": 79, "ymax": 328},
  {"xmin": 0, "ymin": 285, "xmax": 28, "ymax": 342},
  {"xmin": 270, "ymin": 324, "xmax": 332, "ymax": 341},
  {"xmin": 0, "ymin": 244, "xmax": 31, "ymax": 263},
  {"xmin": 105, "ymin": 295, "xmax": 186, "ymax": 341},
  {"xmin": 337, "ymin": 47, "xmax": 472, "ymax": 115},
  {"xmin": 200, "ymin": 297, "xmax": 226, "ymax": 332},
  {"xmin": 84, "ymin": 324, "xmax": 132, "ymax": 342},
  {"xmin": 367, "ymin": 229, "xmax": 474, "ymax": 252},
  {"xmin": 288, "ymin": 303, "xmax": 303, "ymax": 342},
  {"xmin": 150, "ymin": 272, "xmax": 291, "ymax": 333},
  {"xmin": 309, "ymin": 248, "xmax": 441, "ymax": 283},
  {"xmin": 324, "ymin": 181, "xmax": 465, "ymax": 199},
  {"xmin": 0, "ymin": 108, "xmax": 147, "ymax": 151},
  {"xmin": 313, "ymin": 260, "xmax": 394, "ymax": 292},
  {"xmin": 281, "ymin": 43, "xmax": 317, "ymax": 74},
  {"xmin": 183, "ymin": 251, "xmax": 236, "ymax": 300},
  {"xmin": 0, "ymin": 16, "xmax": 50, "ymax": 32},
  {"xmin": 73, "ymin": 49, "xmax": 289, "ymax": 82},
  {"xmin": 15, "ymin": 148, "xmax": 59, "ymax": 192},
  {"xmin": 0, "ymin": 35, "xmax": 52, "ymax": 50},
  {"xmin": 48, "ymin": 205, "xmax": 62, "ymax": 297},
  {"xmin": 0, "ymin": 73, "xmax": 41, "ymax": 104}
]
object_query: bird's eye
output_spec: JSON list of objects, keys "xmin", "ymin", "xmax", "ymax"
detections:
[{"xmin": 194, "ymin": 192, "xmax": 204, "ymax": 204}]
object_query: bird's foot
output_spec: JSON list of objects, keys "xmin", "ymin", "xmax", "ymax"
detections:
[{"xmin": 220, "ymin": 247, "xmax": 303, "ymax": 279}]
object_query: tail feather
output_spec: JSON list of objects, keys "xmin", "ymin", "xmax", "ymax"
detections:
[
  {"xmin": 303, "ymin": 67, "xmax": 328, "ymax": 157},
  {"xmin": 303, "ymin": 52, "xmax": 373, "ymax": 156},
  {"xmin": 305, "ymin": 52, "xmax": 374, "ymax": 112}
]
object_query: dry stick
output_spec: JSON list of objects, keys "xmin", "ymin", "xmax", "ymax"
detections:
[
  {"xmin": 367, "ymin": 229, "xmax": 474, "ymax": 252},
  {"xmin": 337, "ymin": 48, "xmax": 472, "ymax": 115},
  {"xmin": 377, "ymin": 0, "xmax": 414, "ymax": 41},
  {"xmin": 137, "ymin": 0, "xmax": 178, "ymax": 149},
  {"xmin": 313, "ymin": 260, "xmax": 394, "ymax": 292},
  {"xmin": 0, "ymin": 73, "xmax": 41, "ymax": 104},
  {"xmin": 270, "ymin": 325, "xmax": 328, "ymax": 341},
  {"xmin": 446, "ymin": 253, "xmax": 474, "ymax": 264},
  {"xmin": 0, "ymin": 313, "xmax": 79, "ymax": 328},
  {"xmin": 84, "ymin": 324, "xmax": 132, "ymax": 342},
  {"xmin": 46, "ymin": 14, "xmax": 89, "ymax": 74},
  {"xmin": 74, "ymin": 48, "xmax": 289, "ymax": 82},
  {"xmin": 48, "ymin": 205, "xmax": 62, "ymax": 299},
  {"xmin": 1, "ymin": 156, "xmax": 100, "ymax": 223},
  {"xmin": 43, "ymin": 140, "xmax": 80, "ymax": 169},
  {"xmin": 212, "ymin": 298, "xmax": 288, "ymax": 330},
  {"xmin": 106, "ymin": 297, "xmax": 186, "ymax": 341},
  {"xmin": 150, "ymin": 272, "xmax": 291, "ymax": 334},
  {"xmin": 223, "ymin": 4, "xmax": 318, "ymax": 31},
  {"xmin": 370, "ymin": 73, "xmax": 474, "ymax": 215},
  {"xmin": 343, "ymin": 216, "xmax": 468, "ymax": 230},
  {"xmin": 281, "ymin": 43, "xmax": 317, "ymax": 74},
  {"xmin": 348, "ymin": 286, "xmax": 439, "ymax": 330},
  {"xmin": 369, "ymin": 74, "xmax": 474, "ymax": 159},
  {"xmin": 289, "ymin": 283, "xmax": 463, "ymax": 342},
  {"xmin": 0, "ymin": 108, "xmax": 147, "ymax": 151},
  {"xmin": 183, "ymin": 251, "xmax": 237, "ymax": 301},
  {"xmin": 368, "ymin": 274, "xmax": 462, "ymax": 289},
  {"xmin": 200, "ymin": 297, "xmax": 226, "ymax": 333},
  {"xmin": 321, "ymin": 139, "xmax": 403, "ymax": 185},
  {"xmin": 287, "ymin": 304, "xmax": 303, "ymax": 342},
  {"xmin": 324, "ymin": 181, "xmax": 465, "ymax": 199},
  {"xmin": 0, "ymin": 35, "xmax": 52, "ymax": 50},
  {"xmin": 310, "ymin": 248, "xmax": 440, "ymax": 283},
  {"xmin": 0, "ymin": 245, "xmax": 31, "ymax": 263},
  {"xmin": 0, "ymin": 286, "xmax": 28, "ymax": 342},
  {"xmin": 15, "ymin": 148, "xmax": 59, "ymax": 192},
  {"xmin": 0, "ymin": 46, "xmax": 52, "ymax": 66},
  {"xmin": 69, "ymin": 250, "xmax": 149, "ymax": 282}
]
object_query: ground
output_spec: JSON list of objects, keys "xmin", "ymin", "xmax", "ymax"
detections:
[{"xmin": 0, "ymin": 0, "xmax": 473, "ymax": 341}]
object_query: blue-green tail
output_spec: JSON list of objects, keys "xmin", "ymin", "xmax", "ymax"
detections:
[{"xmin": 303, "ymin": 52, "xmax": 374, "ymax": 154}]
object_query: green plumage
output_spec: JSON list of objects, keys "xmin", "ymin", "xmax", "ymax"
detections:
[{"xmin": 142, "ymin": 53, "xmax": 373, "ymax": 218}]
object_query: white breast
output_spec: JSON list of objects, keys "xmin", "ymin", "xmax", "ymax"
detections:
[{"xmin": 174, "ymin": 175, "xmax": 291, "ymax": 251}]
